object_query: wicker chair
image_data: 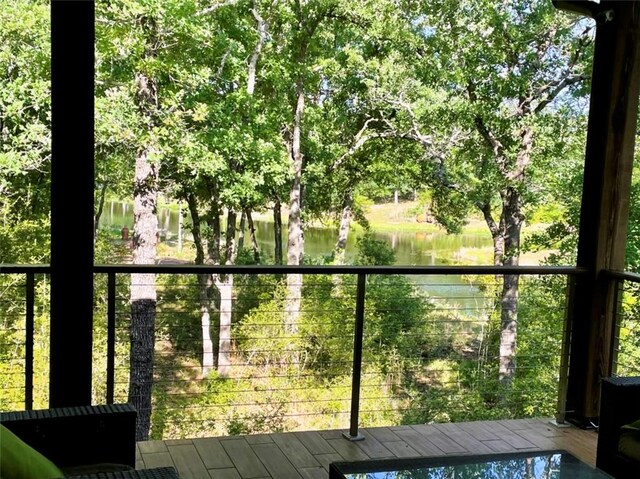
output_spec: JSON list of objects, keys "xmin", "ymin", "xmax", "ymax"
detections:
[
  {"xmin": 596, "ymin": 377, "xmax": 640, "ymax": 479},
  {"xmin": 0, "ymin": 404, "xmax": 179, "ymax": 479}
]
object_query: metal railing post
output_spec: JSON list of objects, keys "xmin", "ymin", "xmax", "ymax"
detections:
[
  {"xmin": 554, "ymin": 274, "xmax": 573, "ymax": 426},
  {"xmin": 25, "ymin": 272, "xmax": 35, "ymax": 410},
  {"xmin": 344, "ymin": 273, "xmax": 366, "ymax": 441},
  {"xmin": 106, "ymin": 272, "xmax": 116, "ymax": 404}
]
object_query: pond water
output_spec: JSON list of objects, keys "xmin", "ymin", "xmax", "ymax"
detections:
[
  {"xmin": 103, "ymin": 202, "xmax": 493, "ymax": 265},
  {"xmin": 102, "ymin": 201, "xmax": 495, "ymax": 312}
]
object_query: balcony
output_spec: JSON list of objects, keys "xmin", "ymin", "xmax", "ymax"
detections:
[
  {"xmin": 1, "ymin": 265, "xmax": 638, "ymax": 477},
  {"xmin": 2, "ymin": 1, "xmax": 640, "ymax": 477}
]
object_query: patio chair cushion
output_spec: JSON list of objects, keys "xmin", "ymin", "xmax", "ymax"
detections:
[
  {"xmin": 619, "ymin": 418, "xmax": 640, "ymax": 462},
  {"xmin": 0, "ymin": 424, "xmax": 64, "ymax": 479}
]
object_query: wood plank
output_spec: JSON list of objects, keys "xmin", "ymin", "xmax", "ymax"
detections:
[
  {"xmin": 388, "ymin": 425, "xmax": 413, "ymax": 432},
  {"xmin": 496, "ymin": 419, "xmax": 537, "ymax": 431},
  {"xmin": 431, "ymin": 422, "xmax": 466, "ymax": 434},
  {"xmin": 299, "ymin": 467, "xmax": 328, "ymax": 479},
  {"xmin": 319, "ymin": 430, "xmax": 346, "ymax": 440},
  {"xmin": 483, "ymin": 440, "xmax": 517, "ymax": 453},
  {"xmin": 193, "ymin": 437, "xmax": 235, "ymax": 469},
  {"xmin": 294, "ymin": 431, "xmax": 335, "ymax": 455},
  {"xmin": 252, "ymin": 443, "xmax": 302, "ymax": 479},
  {"xmin": 498, "ymin": 430, "xmax": 537, "ymax": 450},
  {"xmin": 245, "ymin": 434, "xmax": 274, "ymax": 445},
  {"xmin": 142, "ymin": 452, "xmax": 175, "ymax": 469},
  {"xmin": 391, "ymin": 428, "xmax": 444, "ymax": 456},
  {"xmin": 138, "ymin": 440, "xmax": 169, "ymax": 454},
  {"xmin": 166, "ymin": 443, "xmax": 210, "ymax": 479},
  {"xmin": 381, "ymin": 441, "xmax": 421, "ymax": 458},
  {"xmin": 512, "ymin": 428, "xmax": 560, "ymax": 451},
  {"xmin": 476, "ymin": 420, "xmax": 512, "ymax": 435},
  {"xmin": 312, "ymin": 453, "xmax": 345, "ymax": 471},
  {"xmin": 528, "ymin": 421, "xmax": 570, "ymax": 438},
  {"xmin": 210, "ymin": 469, "xmax": 242, "ymax": 479},
  {"xmin": 165, "ymin": 439, "xmax": 194, "ymax": 446},
  {"xmin": 456, "ymin": 421, "xmax": 501, "ymax": 441},
  {"xmin": 354, "ymin": 431, "xmax": 393, "ymax": 458},
  {"xmin": 135, "ymin": 444, "xmax": 145, "ymax": 470},
  {"xmin": 443, "ymin": 431, "xmax": 496, "ymax": 455},
  {"xmin": 271, "ymin": 433, "xmax": 320, "ymax": 468},
  {"xmin": 220, "ymin": 438, "xmax": 270, "ymax": 479},
  {"xmin": 326, "ymin": 438, "xmax": 370, "ymax": 461},
  {"xmin": 410, "ymin": 425, "xmax": 468, "ymax": 454},
  {"xmin": 363, "ymin": 427, "xmax": 401, "ymax": 443}
]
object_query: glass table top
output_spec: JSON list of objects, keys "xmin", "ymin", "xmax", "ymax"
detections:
[{"xmin": 329, "ymin": 450, "xmax": 613, "ymax": 479}]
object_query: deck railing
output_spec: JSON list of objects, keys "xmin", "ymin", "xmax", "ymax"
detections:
[
  {"xmin": 0, "ymin": 264, "xmax": 609, "ymax": 440},
  {"xmin": 605, "ymin": 270, "xmax": 640, "ymax": 377}
]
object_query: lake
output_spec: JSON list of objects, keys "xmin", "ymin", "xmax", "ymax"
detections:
[
  {"xmin": 102, "ymin": 201, "xmax": 497, "ymax": 312},
  {"xmin": 104, "ymin": 201, "xmax": 494, "ymax": 266}
]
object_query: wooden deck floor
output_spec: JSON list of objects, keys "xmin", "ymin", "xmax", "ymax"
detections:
[{"xmin": 136, "ymin": 418, "xmax": 599, "ymax": 479}]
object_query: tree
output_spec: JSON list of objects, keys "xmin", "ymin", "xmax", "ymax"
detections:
[
  {"xmin": 97, "ymin": 0, "xmax": 171, "ymax": 440},
  {"xmin": 0, "ymin": 0, "xmax": 51, "ymax": 236},
  {"xmin": 355, "ymin": 0, "xmax": 594, "ymax": 384}
]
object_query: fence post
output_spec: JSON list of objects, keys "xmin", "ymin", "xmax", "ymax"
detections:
[
  {"xmin": 344, "ymin": 273, "xmax": 366, "ymax": 441},
  {"xmin": 554, "ymin": 275, "xmax": 574, "ymax": 425}
]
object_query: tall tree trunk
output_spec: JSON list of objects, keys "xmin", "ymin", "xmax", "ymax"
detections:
[
  {"xmin": 333, "ymin": 193, "xmax": 352, "ymax": 265},
  {"xmin": 94, "ymin": 181, "xmax": 108, "ymax": 240},
  {"xmin": 245, "ymin": 207, "xmax": 260, "ymax": 263},
  {"xmin": 247, "ymin": 0, "xmax": 267, "ymax": 96},
  {"xmin": 238, "ymin": 210, "xmax": 246, "ymax": 250},
  {"xmin": 128, "ymin": 16, "xmax": 160, "ymax": 440},
  {"xmin": 499, "ymin": 187, "xmax": 524, "ymax": 385},
  {"xmin": 186, "ymin": 193, "xmax": 215, "ymax": 377},
  {"xmin": 199, "ymin": 274, "xmax": 215, "ymax": 377},
  {"xmin": 479, "ymin": 201, "xmax": 505, "ymax": 266},
  {"xmin": 213, "ymin": 209, "xmax": 238, "ymax": 377},
  {"xmin": 285, "ymin": 85, "xmax": 305, "ymax": 334},
  {"xmin": 129, "ymin": 146, "xmax": 158, "ymax": 441},
  {"xmin": 273, "ymin": 199, "xmax": 283, "ymax": 265},
  {"xmin": 472, "ymin": 106, "xmax": 533, "ymax": 387},
  {"xmin": 214, "ymin": 275, "xmax": 233, "ymax": 377}
]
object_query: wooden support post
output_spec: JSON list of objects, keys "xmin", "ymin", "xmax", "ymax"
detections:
[
  {"xmin": 564, "ymin": 1, "xmax": 640, "ymax": 426},
  {"xmin": 49, "ymin": 0, "xmax": 95, "ymax": 407}
]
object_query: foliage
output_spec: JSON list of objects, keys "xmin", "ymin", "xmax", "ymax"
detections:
[
  {"xmin": 0, "ymin": 0, "xmax": 51, "ymax": 227},
  {"xmin": 3, "ymin": 0, "xmax": 633, "ymax": 441},
  {"xmin": 355, "ymin": 231, "xmax": 396, "ymax": 266}
]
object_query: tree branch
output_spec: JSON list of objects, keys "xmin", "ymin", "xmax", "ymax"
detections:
[{"xmin": 533, "ymin": 73, "xmax": 588, "ymax": 113}]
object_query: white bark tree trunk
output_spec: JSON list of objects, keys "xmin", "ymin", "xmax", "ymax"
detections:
[{"xmin": 285, "ymin": 86, "xmax": 305, "ymax": 334}]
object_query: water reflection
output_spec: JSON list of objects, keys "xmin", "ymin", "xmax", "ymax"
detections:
[
  {"xmin": 102, "ymin": 202, "xmax": 494, "ymax": 311},
  {"xmin": 102, "ymin": 202, "xmax": 492, "ymax": 267}
]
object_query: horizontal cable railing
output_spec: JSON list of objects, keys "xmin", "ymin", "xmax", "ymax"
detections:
[
  {"xmin": 0, "ymin": 267, "xmax": 50, "ymax": 411},
  {"xmin": 605, "ymin": 271, "xmax": 640, "ymax": 377},
  {"xmin": 92, "ymin": 265, "xmax": 581, "ymax": 439},
  {"xmin": 1, "ymin": 264, "xmax": 592, "ymax": 440}
]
